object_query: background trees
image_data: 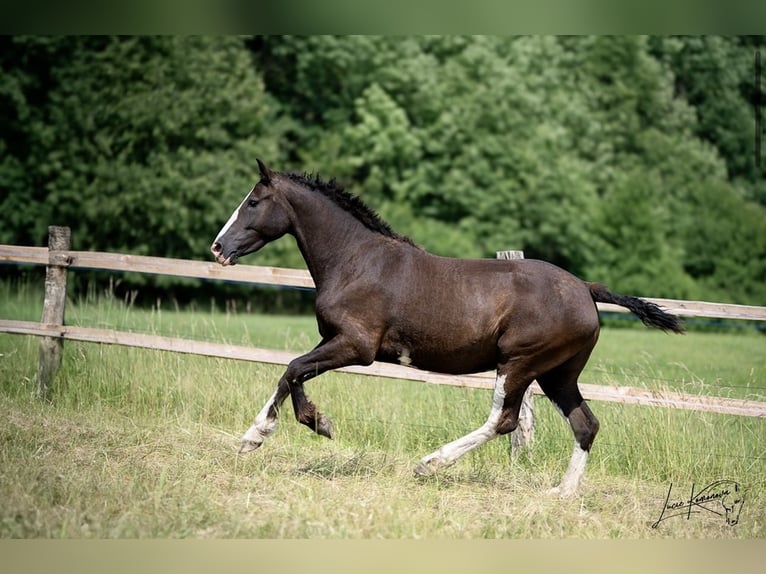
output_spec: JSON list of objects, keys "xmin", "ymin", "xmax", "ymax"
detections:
[
  {"xmin": 0, "ymin": 36, "xmax": 289, "ymax": 260},
  {"xmin": 2, "ymin": 35, "xmax": 764, "ymax": 305}
]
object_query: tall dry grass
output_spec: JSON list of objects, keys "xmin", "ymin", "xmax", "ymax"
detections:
[{"xmin": 1, "ymin": 280, "xmax": 763, "ymax": 537}]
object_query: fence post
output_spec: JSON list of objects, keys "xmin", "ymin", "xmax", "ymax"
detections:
[
  {"xmin": 496, "ymin": 250, "xmax": 535, "ymax": 457},
  {"xmin": 36, "ymin": 226, "xmax": 71, "ymax": 398}
]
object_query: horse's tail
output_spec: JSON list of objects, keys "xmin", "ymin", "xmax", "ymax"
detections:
[{"xmin": 588, "ymin": 283, "xmax": 684, "ymax": 334}]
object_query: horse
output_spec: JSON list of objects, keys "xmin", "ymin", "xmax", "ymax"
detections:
[{"xmin": 211, "ymin": 159, "xmax": 683, "ymax": 496}]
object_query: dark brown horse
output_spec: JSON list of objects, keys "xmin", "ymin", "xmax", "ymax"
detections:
[{"xmin": 211, "ymin": 160, "xmax": 683, "ymax": 496}]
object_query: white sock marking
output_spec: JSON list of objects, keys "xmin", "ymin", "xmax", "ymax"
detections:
[
  {"xmin": 242, "ymin": 389, "xmax": 279, "ymax": 444},
  {"xmin": 418, "ymin": 374, "xmax": 506, "ymax": 470},
  {"xmin": 555, "ymin": 440, "xmax": 589, "ymax": 496}
]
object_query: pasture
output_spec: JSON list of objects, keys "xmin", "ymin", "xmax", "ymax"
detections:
[{"xmin": 1, "ymin": 280, "xmax": 764, "ymax": 538}]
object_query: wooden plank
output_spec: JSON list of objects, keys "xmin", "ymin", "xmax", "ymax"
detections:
[
  {"xmin": 1, "ymin": 319, "xmax": 764, "ymax": 418},
  {"xmin": 640, "ymin": 298, "xmax": 766, "ymax": 321},
  {"xmin": 0, "ymin": 245, "xmax": 48, "ymax": 265},
  {"xmin": 0, "ymin": 244, "xmax": 314, "ymax": 288},
  {"xmin": 597, "ymin": 300, "xmax": 766, "ymax": 321},
  {"xmin": 576, "ymin": 383, "xmax": 765, "ymax": 418},
  {"xmin": 66, "ymin": 250, "xmax": 316, "ymax": 289},
  {"xmin": 2, "ymin": 244, "xmax": 766, "ymax": 320}
]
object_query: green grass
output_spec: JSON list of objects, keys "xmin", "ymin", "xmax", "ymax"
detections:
[{"xmin": 0, "ymin": 280, "xmax": 764, "ymax": 538}]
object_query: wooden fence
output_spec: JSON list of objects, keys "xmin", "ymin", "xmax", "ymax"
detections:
[{"xmin": 2, "ymin": 226, "xmax": 765, "ymax": 422}]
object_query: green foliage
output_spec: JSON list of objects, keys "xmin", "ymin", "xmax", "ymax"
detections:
[
  {"xmin": 680, "ymin": 181, "xmax": 766, "ymax": 303},
  {"xmin": 650, "ymin": 36, "xmax": 766, "ymax": 191},
  {"xmin": 256, "ymin": 35, "xmax": 764, "ymax": 303},
  {"xmin": 588, "ymin": 169, "xmax": 699, "ymax": 299},
  {"xmin": 2, "ymin": 35, "xmax": 765, "ymax": 305},
  {"xmin": 0, "ymin": 36, "xmax": 289, "ymax": 261}
]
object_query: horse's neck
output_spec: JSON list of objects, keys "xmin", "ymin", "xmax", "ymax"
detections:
[{"xmin": 288, "ymin": 190, "xmax": 377, "ymax": 289}]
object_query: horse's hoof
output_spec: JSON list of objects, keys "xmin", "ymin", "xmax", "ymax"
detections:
[
  {"xmin": 413, "ymin": 459, "xmax": 438, "ymax": 477},
  {"xmin": 547, "ymin": 485, "xmax": 577, "ymax": 498},
  {"xmin": 315, "ymin": 414, "xmax": 334, "ymax": 440},
  {"xmin": 239, "ymin": 439, "xmax": 262, "ymax": 454}
]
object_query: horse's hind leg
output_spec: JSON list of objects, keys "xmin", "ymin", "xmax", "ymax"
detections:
[
  {"xmin": 537, "ymin": 347, "xmax": 600, "ymax": 497},
  {"xmin": 414, "ymin": 370, "xmax": 532, "ymax": 476}
]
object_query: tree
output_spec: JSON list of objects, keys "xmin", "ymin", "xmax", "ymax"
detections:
[
  {"xmin": 649, "ymin": 36, "xmax": 766, "ymax": 204},
  {"xmin": 681, "ymin": 181, "xmax": 766, "ymax": 304},
  {"xmin": 4, "ymin": 35, "xmax": 765, "ymax": 306},
  {"xmin": 248, "ymin": 36, "xmax": 766, "ymax": 304},
  {"xmin": 0, "ymin": 36, "xmax": 291, "ymax": 266},
  {"xmin": 587, "ymin": 169, "xmax": 699, "ymax": 299}
]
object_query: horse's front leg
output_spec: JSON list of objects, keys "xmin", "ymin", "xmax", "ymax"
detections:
[
  {"xmin": 240, "ymin": 335, "xmax": 374, "ymax": 453},
  {"xmin": 288, "ymin": 376, "xmax": 335, "ymax": 440},
  {"xmin": 240, "ymin": 377, "xmax": 290, "ymax": 453}
]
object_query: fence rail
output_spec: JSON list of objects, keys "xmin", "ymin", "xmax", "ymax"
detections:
[
  {"xmin": 1, "ymin": 230, "xmax": 765, "ymax": 420},
  {"xmin": 0, "ymin": 244, "xmax": 315, "ymax": 289},
  {"xmin": 3, "ymin": 244, "xmax": 766, "ymax": 321},
  {"xmin": 2, "ymin": 318, "xmax": 764, "ymax": 418}
]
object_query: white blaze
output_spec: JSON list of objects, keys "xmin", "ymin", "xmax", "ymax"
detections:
[{"xmin": 214, "ymin": 189, "xmax": 252, "ymax": 244}]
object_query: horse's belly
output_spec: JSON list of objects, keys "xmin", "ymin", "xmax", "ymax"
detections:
[
  {"xmin": 413, "ymin": 351, "xmax": 496, "ymax": 375},
  {"xmin": 376, "ymin": 336, "xmax": 497, "ymax": 375}
]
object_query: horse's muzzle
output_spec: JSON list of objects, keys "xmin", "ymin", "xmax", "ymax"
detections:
[{"xmin": 210, "ymin": 242, "xmax": 236, "ymax": 266}]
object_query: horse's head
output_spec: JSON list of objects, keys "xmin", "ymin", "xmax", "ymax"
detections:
[{"xmin": 211, "ymin": 159, "xmax": 292, "ymax": 266}]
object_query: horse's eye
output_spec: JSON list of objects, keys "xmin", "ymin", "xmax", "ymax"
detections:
[{"xmin": 247, "ymin": 199, "xmax": 259, "ymax": 208}]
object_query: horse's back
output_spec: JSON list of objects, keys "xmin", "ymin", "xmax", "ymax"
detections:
[
  {"xmin": 421, "ymin": 254, "xmax": 595, "ymax": 315},
  {"xmin": 372, "ymin": 249, "xmax": 599, "ymax": 374}
]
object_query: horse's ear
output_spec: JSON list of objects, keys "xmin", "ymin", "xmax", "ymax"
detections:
[{"xmin": 257, "ymin": 158, "xmax": 274, "ymax": 185}]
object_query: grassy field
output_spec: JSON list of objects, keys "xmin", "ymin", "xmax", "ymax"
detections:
[{"xmin": 0, "ymin": 279, "xmax": 764, "ymax": 538}]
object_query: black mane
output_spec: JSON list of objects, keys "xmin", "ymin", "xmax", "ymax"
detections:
[{"xmin": 285, "ymin": 172, "xmax": 416, "ymax": 246}]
